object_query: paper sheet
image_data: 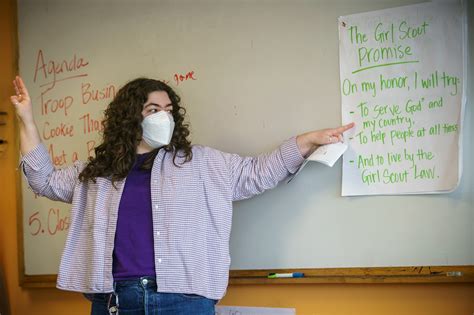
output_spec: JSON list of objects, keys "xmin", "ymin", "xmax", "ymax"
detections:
[
  {"xmin": 338, "ymin": 3, "xmax": 465, "ymax": 196},
  {"xmin": 216, "ymin": 306, "xmax": 295, "ymax": 315}
]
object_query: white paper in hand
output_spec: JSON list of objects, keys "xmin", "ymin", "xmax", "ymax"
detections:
[
  {"xmin": 307, "ymin": 141, "xmax": 348, "ymax": 167},
  {"xmin": 287, "ymin": 142, "xmax": 348, "ymax": 183}
]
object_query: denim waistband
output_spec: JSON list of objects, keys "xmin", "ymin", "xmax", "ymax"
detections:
[
  {"xmin": 83, "ymin": 276, "xmax": 155, "ymax": 303},
  {"xmin": 114, "ymin": 276, "xmax": 156, "ymax": 288}
]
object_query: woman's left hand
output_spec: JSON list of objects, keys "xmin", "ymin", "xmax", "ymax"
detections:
[{"xmin": 296, "ymin": 122, "xmax": 355, "ymax": 158}]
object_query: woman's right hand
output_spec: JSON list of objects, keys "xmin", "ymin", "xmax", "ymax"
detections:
[
  {"xmin": 10, "ymin": 76, "xmax": 34, "ymax": 124},
  {"xmin": 11, "ymin": 76, "xmax": 41, "ymax": 154}
]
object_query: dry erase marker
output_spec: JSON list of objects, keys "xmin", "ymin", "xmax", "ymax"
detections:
[{"xmin": 268, "ymin": 272, "xmax": 304, "ymax": 278}]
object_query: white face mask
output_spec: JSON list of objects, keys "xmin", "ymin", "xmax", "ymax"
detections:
[{"xmin": 141, "ymin": 111, "xmax": 175, "ymax": 149}]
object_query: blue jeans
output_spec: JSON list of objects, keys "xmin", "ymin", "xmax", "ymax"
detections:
[{"xmin": 84, "ymin": 276, "xmax": 217, "ymax": 315}]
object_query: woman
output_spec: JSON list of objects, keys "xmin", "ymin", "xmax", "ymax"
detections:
[{"xmin": 12, "ymin": 76, "xmax": 353, "ymax": 315}]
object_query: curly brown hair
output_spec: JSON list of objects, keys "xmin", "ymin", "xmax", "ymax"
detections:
[{"xmin": 78, "ymin": 78, "xmax": 192, "ymax": 184}]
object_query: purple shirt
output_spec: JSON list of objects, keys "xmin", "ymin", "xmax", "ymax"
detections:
[{"xmin": 113, "ymin": 153, "xmax": 155, "ymax": 280}]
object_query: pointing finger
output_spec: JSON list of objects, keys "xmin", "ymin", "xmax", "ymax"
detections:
[{"xmin": 335, "ymin": 122, "xmax": 355, "ymax": 133}]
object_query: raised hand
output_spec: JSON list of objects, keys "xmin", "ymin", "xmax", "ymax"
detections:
[
  {"xmin": 11, "ymin": 76, "xmax": 34, "ymax": 124},
  {"xmin": 10, "ymin": 76, "xmax": 41, "ymax": 154}
]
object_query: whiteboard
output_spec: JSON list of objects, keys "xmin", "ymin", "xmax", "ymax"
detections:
[{"xmin": 17, "ymin": 0, "xmax": 472, "ymax": 276}]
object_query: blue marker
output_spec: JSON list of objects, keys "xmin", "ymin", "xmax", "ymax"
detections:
[{"xmin": 268, "ymin": 272, "xmax": 304, "ymax": 278}]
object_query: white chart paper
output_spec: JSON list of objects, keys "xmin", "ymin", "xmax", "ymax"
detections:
[{"xmin": 339, "ymin": 3, "xmax": 465, "ymax": 196}]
